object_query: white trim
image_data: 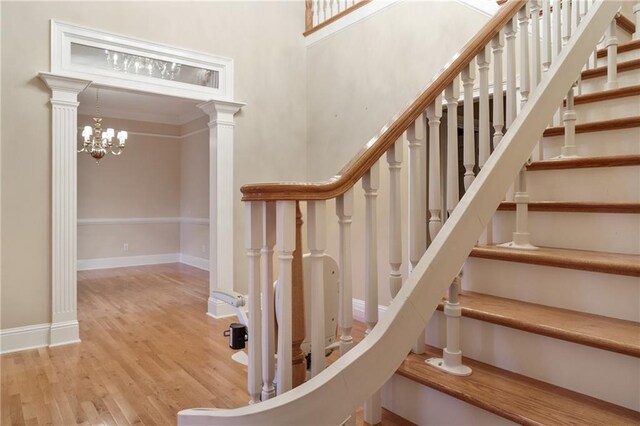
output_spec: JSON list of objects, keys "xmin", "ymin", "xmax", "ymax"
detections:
[
  {"xmin": 352, "ymin": 298, "xmax": 388, "ymax": 323},
  {"xmin": 305, "ymin": 0, "xmax": 498, "ymax": 47},
  {"xmin": 180, "ymin": 254, "xmax": 210, "ymax": 271},
  {"xmin": 77, "ymin": 253, "xmax": 181, "ymax": 270},
  {"xmin": 77, "ymin": 217, "xmax": 209, "ymax": 226},
  {"xmin": 51, "ymin": 20, "xmax": 234, "ymax": 101},
  {"xmin": 49, "ymin": 320, "xmax": 80, "ymax": 347},
  {"xmin": 0, "ymin": 323, "xmax": 51, "ymax": 354}
]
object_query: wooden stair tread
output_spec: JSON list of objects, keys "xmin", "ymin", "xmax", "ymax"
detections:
[
  {"xmin": 398, "ymin": 347, "xmax": 640, "ymax": 426},
  {"xmin": 497, "ymin": 201, "xmax": 640, "ymax": 213},
  {"xmin": 597, "ymin": 39, "xmax": 640, "ymax": 58},
  {"xmin": 470, "ymin": 244, "xmax": 640, "ymax": 277},
  {"xmin": 527, "ymin": 154, "xmax": 640, "ymax": 170},
  {"xmin": 573, "ymin": 85, "xmax": 640, "ymax": 105},
  {"xmin": 581, "ymin": 58, "xmax": 640, "ymax": 80},
  {"xmin": 543, "ymin": 116, "xmax": 640, "ymax": 137},
  {"xmin": 616, "ymin": 14, "xmax": 636, "ymax": 35},
  {"xmin": 437, "ymin": 291, "xmax": 640, "ymax": 357}
]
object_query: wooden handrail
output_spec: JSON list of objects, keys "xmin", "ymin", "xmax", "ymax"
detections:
[
  {"xmin": 242, "ymin": 0, "xmax": 525, "ymax": 202},
  {"xmin": 303, "ymin": 0, "xmax": 373, "ymax": 37}
]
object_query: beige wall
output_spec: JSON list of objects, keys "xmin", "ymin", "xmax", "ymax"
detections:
[
  {"xmin": 77, "ymin": 115, "xmax": 182, "ymax": 260},
  {"xmin": 306, "ymin": 1, "xmax": 489, "ymax": 305},
  {"xmin": 1, "ymin": 1, "xmax": 307, "ymax": 329}
]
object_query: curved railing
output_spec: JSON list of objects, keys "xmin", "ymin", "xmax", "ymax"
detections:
[{"xmin": 179, "ymin": 0, "xmax": 622, "ymax": 424}]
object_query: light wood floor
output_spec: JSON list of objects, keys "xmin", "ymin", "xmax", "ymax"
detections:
[{"xmin": 1, "ymin": 263, "xmax": 412, "ymax": 425}]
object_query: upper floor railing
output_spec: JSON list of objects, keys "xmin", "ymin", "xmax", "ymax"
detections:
[
  {"xmin": 304, "ymin": 0, "xmax": 371, "ymax": 36},
  {"xmin": 179, "ymin": 0, "xmax": 624, "ymax": 424}
]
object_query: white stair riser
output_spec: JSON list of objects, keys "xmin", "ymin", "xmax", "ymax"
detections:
[
  {"xmin": 463, "ymin": 258, "xmax": 640, "ymax": 321},
  {"xmin": 542, "ymin": 128, "xmax": 640, "ymax": 158},
  {"xmin": 492, "ymin": 210, "xmax": 640, "ymax": 254},
  {"xmin": 426, "ymin": 312, "xmax": 640, "ymax": 411},
  {"xmin": 527, "ymin": 166, "xmax": 640, "ymax": 202},
  {"xmin": 382, "ymin": 374, "xmax": 516, "ymax": 426},
  {"xmin": 573, "ymin": 95, "xmax": 640, "ymax": 123},
  {"xmin": 597, "ymin": 48, "xmax": 640, "ymax": 66},
  {"xmin": 580, "ymin": 70, "xmax": 640, "ymax": 94}
]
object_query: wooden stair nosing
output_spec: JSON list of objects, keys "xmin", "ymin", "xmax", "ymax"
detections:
[
  {"xmin": 543, "ymin": 116, "xmax": 640, "ymax": 137},
  {"xmin": 398, "ymin": 347, "xmax": 640, "ymax": 426},
  {"xmin": 497, "ymin": 201, "xmax": 640, "ymax": 214},
  {"xmin": 436, "ymin": 291, "xmax": 640, "ymax": 357},
  {"xmin": 572, "ymin": 85, "xmax": 640, "ymax": 105},
  {"xmin": 527, "ymin": 155, "xmax": 640, "ymax": 171},
  {"xmin": 470, "ymin": 245, "xmax": 640, "ymax": 277},
  {"xmin": 597, "ymin": 39, "xmax": 640, "ymax": 58},
  {"xmin": 581, "ymin": 58, "xmax": 640, "ymax": 80}
]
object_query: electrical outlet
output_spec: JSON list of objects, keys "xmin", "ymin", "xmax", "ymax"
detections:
[{"xmin": 123, "ymin": 243, "xmax": 129, "ymax": 252}]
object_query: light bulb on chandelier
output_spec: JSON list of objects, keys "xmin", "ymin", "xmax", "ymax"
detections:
[{"xmin": 78, "ymin": 88, "xmax": 128, "ymax": 162}]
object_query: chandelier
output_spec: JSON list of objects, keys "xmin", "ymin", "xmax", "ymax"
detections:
[
  {"xmin": 105, "ymin": 49, "xmax": 182, "ymax": 81},
  {"xmin": 78, "ymin": 88, "xmax": 128, "ymax": 162}
]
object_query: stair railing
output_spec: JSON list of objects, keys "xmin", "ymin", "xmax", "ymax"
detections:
[
  {"xmin": 179, "ymin": 0, "xmax": 622, "ymax": 424},
  {"xmin": 304, "ymin": 0, "xmax": 370, "ymax": 36}
]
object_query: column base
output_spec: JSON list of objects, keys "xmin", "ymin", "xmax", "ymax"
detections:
[
  {"xmin": 49, "ymin": 320, "xmax": 80, "ymax": 347},
  {"xmin": 498, "ymin": 240, "xmax": 539, "ymax": 250}
]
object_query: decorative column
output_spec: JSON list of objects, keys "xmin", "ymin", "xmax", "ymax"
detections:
[
  {"xmin": 198, "ymin": 100, "xmax": 244, "ymax": 318},
  {"xmin": 39, "ymin": 73, "xmax": 91, "ymax": 347}
]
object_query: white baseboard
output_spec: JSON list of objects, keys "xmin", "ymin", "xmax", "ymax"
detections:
[
  {"xmin": 352, "ymin": 298, "xmax": 388, "ymax": 323},
  {"xmin": 0, "ymin": 323, "xmax": 51, "ymax": 354},
  {"xmin": 49, "ymin": 320, "xmax": 81, "ymax": 347},
  {"xmin": 77, "ymin": 253, "xmax": 181, "ymax": 271},
  {"xmin": 207, "ymin": 297, "xmax": 238, "ymax": 319},
  {"xmin": 179, "ymin": 253, "xmax": 209, "ymax": 271}
]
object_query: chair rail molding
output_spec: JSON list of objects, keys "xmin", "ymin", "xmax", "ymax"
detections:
[{"xmin": 39, "ymin": 21, "xmax": 245, "ymax": 347}]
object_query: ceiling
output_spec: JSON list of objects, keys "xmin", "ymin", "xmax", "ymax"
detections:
[{"xmin": 78, "ymin": 86, "xmax": 204, "ymax": 126}]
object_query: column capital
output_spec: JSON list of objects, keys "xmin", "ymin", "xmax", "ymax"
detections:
[
  {"xmin": 39, "ymin": 72, "xmax": 91, "ymax": 103},
  {"xmin": 197, "ymin": 99, "xmax": 245, "ymax": 127}
]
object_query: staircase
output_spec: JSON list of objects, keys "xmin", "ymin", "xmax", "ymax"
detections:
[
  {"xmin": 179, "ymin": 1, "xmax": 639, "ymax": 425},
  {"xmin": 391, "ymin": 24, "xmax": 640, "ymax": 424}
]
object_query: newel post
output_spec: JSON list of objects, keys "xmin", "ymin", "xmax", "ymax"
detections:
[
  {"xmin": 39, "ymin": 73, "xmax": 91, "ymax": 347},
  {"xmin": 197, "ymin": 100, "xmax": 244, "ymax": 318}
]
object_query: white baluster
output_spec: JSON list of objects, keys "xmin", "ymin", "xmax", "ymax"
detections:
[
  {"xmin": 530, "ymin": 0, "xmax": 544, "ymax": 160},
  {"xmin": 336, "ymin": 189, "xmax": 354, "ymax": 355},
  {"xmin": 559, "ymin": 86, "xmax": 578, "ymax": 157},
  {"xmin": 571, "ymin": 0, "xmax": 580, "ymax": 33},
  {"xmin": 408, "ymin": 119, "xmax": 427, "ymax": 356},
  {"xmin": 321, "ymin": 0, "xmax": 328, "ymax": 23},
  {"xmin": 531, "ymin": 0, "xmax": 542, "ymax": 91},
  {"xmin": 313, "ymin": 0, "xmax": 319, "ymax": 27},
  {"xmin": 552, "ymin": 0, "xmax": 563, "ymax": 125},
  {"xmin": 307, "ymin": 200, "xmax": 326, "ymax": 378},
  {"xmin": 499, "ymin": 167, "xmax": 538, "ymax": 250},
  {"xmin": 363, "ymin": 164, "xmax": 379, "ymax": 335},
  {"xmin": 425, "ymin": 273, "xmax": 472, "ymax": 376},
  {"xmin": 519, "ymin": 3, "xmax": 531, "ymax": 109},
  {"xmin": 505, "ymin": 18, "xmax": 518, "ymax": 132},
  {"xmin": 427, "ymin": 97, "xmax": 443, "ymax": 242},
  {"xmin": 362, "ymin": 164, "xmax": 381, "ymax": 426},
  {"xmin": 246, "ymin": 202, "xmax": 263, "ymax": 404},
  {"xmin": 461, "ymin": 65, "xmax": 476, "ymax": 192},
  {"xmin": 445, "ymin": 81, "xmax": 460, "ymax": 221},
  {"xmin": 477, "ymin": 48, "xmax": 490, "ymax": 171},
  {"xmin": 260, "ymin": 202, "xmax": 276, "ymax": 401},
  {"xmin": 492, "ymin": 31, "xmax": 505, "ymax": 150},
  {"xmin": 562, "ymin": 0, "xmax": 571, "ymax": 47},
  {"xmin": 542, "ymin": 0, "xmax": 552, "ymax": 73},
  {"xmin": 387, "ymin": 141, "xmax": 403, "ymax": 299},
  {"xmin": 605, "ymin": 17, "xmax": 619, "ymax": 91},
  {"xmin": 275, "ymin": 200, "xmax": 296, "ymax": 395},
  {"xmin": 634, "ymin": 1, "xmax": 640, "ymax": 40}
]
